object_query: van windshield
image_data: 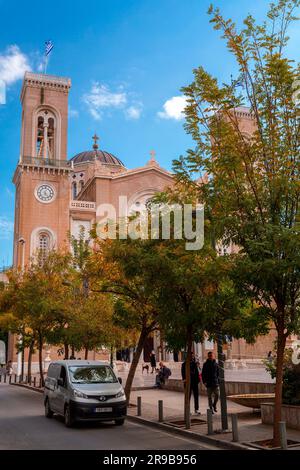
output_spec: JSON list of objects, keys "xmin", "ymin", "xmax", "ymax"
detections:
[{"xmin": 68, "ymin": 365, "xmax": 118, "ymax": 384}]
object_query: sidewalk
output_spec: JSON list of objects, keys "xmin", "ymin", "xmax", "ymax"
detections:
[
  {"xmin": 117, "ymin": 366, "xmax": 274, "ymax": 389},
  {"xmin": 128, "ymin": 388, "xmax": 300, "ymax": 449}
]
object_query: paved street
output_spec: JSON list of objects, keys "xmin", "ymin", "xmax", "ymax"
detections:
[{"xmin": 0, "ymin": 383, "xmax": 217, "ymax": 450}]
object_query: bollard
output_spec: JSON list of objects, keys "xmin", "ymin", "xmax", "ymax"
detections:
[
  {"xmin": 9, "ymin": 375, "xmax": 12, "ymax": 384},
  {"xmin": 279, "ymin": 421, "xmax": 288, "ymax": 450},
  {"xmin": 33, "ymin": 377, "xmax": 36, "ymax": 388},
  {"xmin": 4, "ymin": 374, "xmax": 7, "ymax": 383},
  {"xmin": 158, "ymin": 400, "xmax": 164, "ymax": 422},
  {"xmin": 29, "ymin": 376, "xmax": 31, "ymax": 386},
  {"xmin": 0, "ymin": 374, "xmax": 2, "ymax": 383},
  {"xmin": 207, "ymin": 409, "xmax": 214, "ymax": 435},
  {"xmin": 39, "ymin": 378, "xmax": 42, "ymax": 388},
  {"xmin": 137, "ymin": 396, "xmax": 142, "ymax": 416},
  {"xmin": 231, "ymin": 414, "xmax": 239, "ymax": 442},
  {"xmin": 14, "ymin": 374, "xmax": 17, "ymax": 383}
]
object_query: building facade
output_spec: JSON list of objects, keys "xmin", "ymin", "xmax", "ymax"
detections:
[
  {"xmin": 8, "ymin": 72, "xmax": 280, "ymax": 369},
  {"xmin": 9, "ymin": 72, "xmax": 174, "ymax": 367}
]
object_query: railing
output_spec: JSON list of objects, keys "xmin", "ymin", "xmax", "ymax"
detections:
[
  {"xmin": 21, "ymin": 156, "xmax": 71, "ymax": 169},
  {"xmin": 70, "ymin": 200, "xmax": 96, "ymax": 211},
  {"xmin": 24, "ymin": 71, "xmax": 71, "ymax": 87}
]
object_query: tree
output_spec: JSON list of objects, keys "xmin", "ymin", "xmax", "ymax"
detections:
[
  {"xmin": 202, "ymin": 254, "xmax": 269, "ymax": 429},
  {"xmin": 0, "ymin": 269, "xmax": 30, "ymax": 379},
  {"xmin": 89, "ymin": 237, "xmax": 163, "ymax": 402},
  {"xmin": 65, "ymin": 292, "xmax": 122, "ymax": 359},
  {"xmin": 148, "ymin": 239, "xmax": 210, "ymax": 428},
  {"xmin": 174, "ymin": 0, "xmax": 300, "ymax": 445},
  {"xmin": 15, "ymin": 252, "xmax": 71, "ymax": 385}
]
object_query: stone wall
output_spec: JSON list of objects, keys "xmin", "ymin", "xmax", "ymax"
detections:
[
  {"xmin": 162, "ymin": 378, "xmax": 275, "ymax": 396},
  {"xmin": 261, "ymin": 403, "xmax": 300, "ymax": 430}
]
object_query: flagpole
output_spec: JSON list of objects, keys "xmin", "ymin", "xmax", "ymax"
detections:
[{"xmin": 44, "ymin": 55, "xmax": 48, "ymax": 74}]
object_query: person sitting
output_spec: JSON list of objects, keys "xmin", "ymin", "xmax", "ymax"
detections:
[{"xmin": 155, "ymin": 361, "xmax": 171, "ymax": 388}]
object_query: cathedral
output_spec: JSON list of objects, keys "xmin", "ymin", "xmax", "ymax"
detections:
[
  {"xmin": 13, "ymin": 72, "xmax": 173, "ymax": 270},
  {"xmin": 7, "ymin": 72, "xmax": 280, "ymax": 369},
  {"xmin": 8, "ymin": 71, "xmax": 173, "ymax": 367}
]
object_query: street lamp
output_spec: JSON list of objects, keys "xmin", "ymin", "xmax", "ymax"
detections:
[{"xmin": 18, "ymin": 237, "xmax": 26, "ymax": 271}]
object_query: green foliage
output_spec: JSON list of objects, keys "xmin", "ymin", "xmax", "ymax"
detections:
[{"xmin": 266, "ymin": 348, "xmax": 300, "ymax": 405}]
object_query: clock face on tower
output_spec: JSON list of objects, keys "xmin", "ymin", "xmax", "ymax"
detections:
[{"xmin": 35, "ymin": 184, "xmax": 56, "ymax": 203}]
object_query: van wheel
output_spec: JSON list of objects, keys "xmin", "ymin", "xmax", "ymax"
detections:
[
  {"xmin": 115, "ymin": 418, "xmax": 125, "ymax": 426},
  {"xmin": 45, "ymin": 399, "xmax": 54, "ymax": 418},
  {"xmin": 64, "ymin": 405, "xmax": 74, "ymax": 427}
]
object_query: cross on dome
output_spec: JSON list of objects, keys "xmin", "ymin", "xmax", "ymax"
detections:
[
  {"xmin": 149, "ymin": 149, "xmax": 156, "ymax": 161},
  {"xmin": 92, "ymin": 133, "xmax": 99, "ymax": 150},
  {"xmin": 147, "ymin": 149, "xmax": 159, "ymax": 167}
]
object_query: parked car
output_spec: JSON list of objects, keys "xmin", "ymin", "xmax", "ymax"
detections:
[{"xmin": 44, "ymin": 360, "xmax": 127, "ymax": 427}]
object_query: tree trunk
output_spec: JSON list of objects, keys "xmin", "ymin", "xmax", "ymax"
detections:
[
  {"xmin": 38, "ymin": 332, "xmax": 44, "ymax": 387},
  {"xmin": 27, "ymin": 340, "xmax": 34, "ymax": 383},
  {"xmin": 124, "ymin": 327, "xmax": 149, "ymax": 403},
  {"xmin": 273, "ymin": 327, "xmax": 287, "ymax": 446},
  {"xmin": 21, "ymin": 338, "xmax": 25, "ymax": 381},
  {"xmin": 64, "ymin": 343, "xmax": 69, "ymax": 360},
  {"xmin": 217, "ymin": 330, "xmax": 228, "ymax": 430},
  {"xmin": 71, "ymin": 345, "xmax": 75, "ymax": 358},
  {"xmin": 110, "ymin": 345, "xmax": 114, "ymax": 367},
  {"xmin": 84, "ymin": 347, "xmax": 89, "ymax": 360},
  {"xmin": 184, "ymin": 327, "xmax": 193, "ymax": 429}
]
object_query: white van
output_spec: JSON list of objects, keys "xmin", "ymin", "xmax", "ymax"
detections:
[{"xmin": 44, "ymin": 360, "xmax": 127, "ymax": 427}]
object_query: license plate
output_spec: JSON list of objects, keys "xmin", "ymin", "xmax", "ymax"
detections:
[{"xmin": 95, "ymin": 407, "xmax": 113, "ymax": 413}]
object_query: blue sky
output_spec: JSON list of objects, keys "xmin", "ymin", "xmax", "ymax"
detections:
[{"xmin": 0, "ymin": 0, "xmax": 299, "ymax": 266}]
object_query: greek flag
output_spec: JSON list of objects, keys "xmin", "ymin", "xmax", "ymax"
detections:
[{"xmin": 45, "ymin": 40, "xmax": 54, "ymax": 56}]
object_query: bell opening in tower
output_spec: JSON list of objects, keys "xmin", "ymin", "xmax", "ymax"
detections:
[{"xmin": 35, "ymin": 109, "xmax": 56, "ymax": 161}]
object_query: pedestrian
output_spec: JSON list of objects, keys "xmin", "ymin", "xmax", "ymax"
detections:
[
  {"xmin": 181, "ymin": 352, "xmax": 201, "ymax": 415},
  {"xmin": 267, "ymin": 351, "xmax": 274, "ymax": 364},
  {"xmin": 150, "ymin": 350, "xmax": 156, "ymax": 374},
  {"xmin": 155, "ymin": 361, "xmax": 171, "ymax": 388},
  {"xmin": 201, "ymin": 351, "xmax": 219, "ymax": 414},
  {"xmin": 6, "ymin": 360, "xmax": 13, "ymax": 375}
]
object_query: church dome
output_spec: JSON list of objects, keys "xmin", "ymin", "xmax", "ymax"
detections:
[{"xmin": 70, "ymin": 134, "xmax": 124, "ymax": 166}]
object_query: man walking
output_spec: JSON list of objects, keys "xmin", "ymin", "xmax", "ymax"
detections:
[
  {"xmin": 202, "ymin": 351, "xmax": 219, "ymax": 414},
  {"xmin": 181, "ymin": 352, "xmax": 201, "ymax": 415}
]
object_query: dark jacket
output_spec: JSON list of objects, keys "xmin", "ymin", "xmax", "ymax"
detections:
[
  {"xmin": 150, "ymin": 354, "xmax": 156, "ymax": 368},
  {"xmin": 181, "ymin": 359, "xmax": 200, "ymax": 384},
  {"xmin": 201, "ymin": 359, "xmax": 219, "ymax": 388}
]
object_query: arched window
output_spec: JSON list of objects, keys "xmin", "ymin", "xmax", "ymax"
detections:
[
  {"xmin": 35, "ymin": 109, "xmax": 56, "ymax": 160},
  {"xmin": 79, "ymin": 180, "xmax": 84, "ymax": 192},
  {"xmin": 38, "ymin": 232, "xmax": 50, "ymax": 263},
  {"xmin": 72, "ymin": 182, "xmax": 77, "ymax": 199}
]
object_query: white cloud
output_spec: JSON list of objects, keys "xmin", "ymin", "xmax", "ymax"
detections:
[
  {"xmin": 0, "ymin": 45, "xmax": 31, "ymax": 85},
  {"xmin": 0, "ymin": 217, "xmax": 14, "ymax": 240},
  {"xmin": 82, "ymin": 82, "xmax": 127, "ymax": 120},
  {"xmin": 157, "ymin": 95, "xmax": 187, "ymax": 121},
  {"xmin": 37, "ymin": 59, "xmax": 45, "ymax": 73},
  {"xmin": 68, "ymin": 106, "xmax": 79, "ymax": 118},
  {"xmin": 125, "ymin": 104, "xmax": 142, "ymax": 120}
]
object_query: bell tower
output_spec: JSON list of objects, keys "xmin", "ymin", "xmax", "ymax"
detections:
[{"xmin": 13, "ymin": 72, "xmax": 72, "ymax": 268}]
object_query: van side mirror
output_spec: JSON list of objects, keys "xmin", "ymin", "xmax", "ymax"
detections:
[{"xmin": 118, "ymin": 377, "xmax": 122, "ymax": 384}]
